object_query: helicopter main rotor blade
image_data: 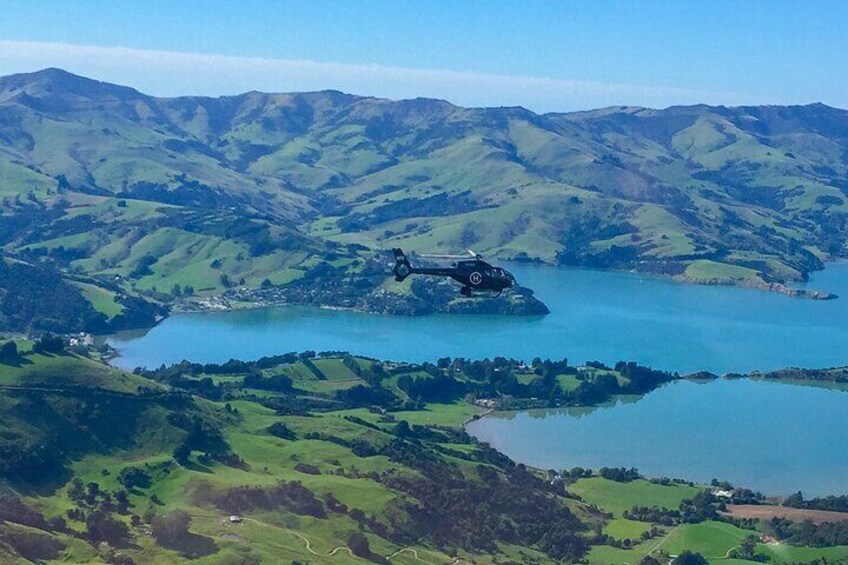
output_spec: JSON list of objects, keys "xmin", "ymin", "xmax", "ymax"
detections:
[{"xmin": 419, "ymin": 253, "xmax": 468, "ymax": 259}]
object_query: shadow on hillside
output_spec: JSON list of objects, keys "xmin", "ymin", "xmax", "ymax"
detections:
[
  {"xmin": 0, "ymin": 356, "xmax": 33, "ymax": 368},
  {"xmin": 182, "ymin": 460, "xmax": 213, "ymax": 474},
  {"xmin": 9, "ymin": 465, "xmax": 73, "ymax": 497},
  {"xmin": 160, "ymin": 533, "xmax": 219, "ymax": 559},
  {"xmin": 1, "ymin": 528, "xmax": 64, "ymax": 561}
]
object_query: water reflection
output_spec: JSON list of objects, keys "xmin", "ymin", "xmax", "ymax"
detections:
[{"xmin": 467, "ymin": 378, "xmax": 848, "ymax": 496}]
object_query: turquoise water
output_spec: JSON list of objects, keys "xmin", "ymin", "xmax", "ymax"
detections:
[
  {"xmin": 107, "ymin": 263, "xmax": 848, "ymax": 494},
  {"xmin": 466, "ymin": 378, "xmax": 848, "ymax": 496},
  {"xmin": 109, "ymin": 262, "xmax": 848, "ymax": 374}
]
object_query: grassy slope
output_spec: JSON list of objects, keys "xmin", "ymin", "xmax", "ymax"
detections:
[
  {"xmin": 2, "ymin": 69, "xmax": 848, "ymax": 307},
  {"xmin": 2, "ymin": 353, "xmax": 598, "ymax": 564},
  {"xmin": 73, "ymin": 282, "xmax": 125, "ymax": 319},
  {"xmin": 3, "ymin": 354, "xmax": 848, "ymax": 563},
  {"xmin": 663, "ymin": 521, "xmax": 752, "ymax": 559},
  {"xmin": 24, "ymin": 398, "xmax": 507, "ymax": 564},
  {"xmin": 573, "ymin": 477, "xmax": 848, "ymax": 565},
  {"xmin": 570, "ymin": 477, "xmax": 702, "ymax": 518},
  {"xmin": 602, "ymin": 517, "xmax": 652, "ymax": 540},
  {"xmin": 0, "ymin": 351, "xmax": 161, "ymax": 392}
]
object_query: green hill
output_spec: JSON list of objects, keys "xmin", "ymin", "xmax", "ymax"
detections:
[
  {"xmin": 2, "ymin": 68, "xmax": 848, "ymax": 328},
  {"xmin": 0, "ymin": 350, "xmax": 607, "ymax": 563},
  {"xmin": 0, "ymin": 350, "xmax": 205, "ymax": 486},
  {"xmin": 3, "ymin": 350, "xmax": 847, "ymax": 563},
  {"xmin": 0, "ymin": 350, "xmax": 681, "ymax": 563}
]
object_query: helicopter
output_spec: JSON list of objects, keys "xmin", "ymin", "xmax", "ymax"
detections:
[{"xmin": 392, "ymin": 248, "xmax": 516, "ymax": 297}]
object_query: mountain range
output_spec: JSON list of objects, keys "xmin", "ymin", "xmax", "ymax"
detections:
[{"xmin": 2, "ymin": 68, "xmax": 848, "ymax": 331}]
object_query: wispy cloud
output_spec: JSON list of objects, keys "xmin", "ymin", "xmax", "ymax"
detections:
[{"xmin": 0, "ymin": 39, "xmax": 756, "ymax": 111}]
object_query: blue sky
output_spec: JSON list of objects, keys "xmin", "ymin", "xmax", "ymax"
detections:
[{"xmin": 0, "ymin": 0, "xmax": 845, "ymax": 111}]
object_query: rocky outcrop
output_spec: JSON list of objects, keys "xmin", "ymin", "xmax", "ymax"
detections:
[
  {"xmin": 441, "ymin": 287, "xmax": 550, "ymax": 316},
  {"xmin": 192, "ymin": 261, "xmax": 551, "ymax": 317},
  {"xmin": 740, "ymin": 278, "xmax": 837, "ymax": 300},
  {"xmin": 360, "ymin": 282, "xmax": 549, "ymax": 316}
]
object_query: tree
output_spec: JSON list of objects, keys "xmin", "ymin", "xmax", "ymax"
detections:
[
  {"xmin": 783, "ymin": 491, "xmax": 805, "ymax": 507},
  {"xmin": 85, "ymin": 510, "xmax": 129, "ymax": 545},
  {"xmin": 151, "ymin": 510, "xmax": 191, "ymax": 547},
  {"xmin": 115, "ymin": 490, "xmax": 131, "ymax": 514},
  {"xmin": 394, "ymin": 420, "xmax": 412, "ymax": 438},
  {"xmin": 118, "ymin": 466, "xmax": 151, "ymax": 490},
  {"xmin": 33, "ymin": 334, "xmax": 65, "ymax": 354},
  {"xmin": 85, "ymin": 482, "xmax": 101, "ymax": 505},
  {"xmin": 672, "ymin": 550, "xmax": 708, "ymax": 565},
  {"xmin": 731, "ymin": 535, "xmax": 758, "ymax": 560},
  {"xmin": 267, "ymin": 422, "xmax": 297, "ymax": 441},
  {"xmin": 173, "ymin": 443, "xmax": 191, "ymax": 465},
  {"xmin": 0, "ymin": 341, "xmax": 18, "ymax": 361},
  {"xmin": 347, "ymin": 532, "xmax": 372, "ymax": 559},
  {"xmin": 67, "ymin": 478, "xmax": 85, "ymax": 502},
  {"xmin": 679, "ymin": 490, "xmax": 718, "ymax": 523}
]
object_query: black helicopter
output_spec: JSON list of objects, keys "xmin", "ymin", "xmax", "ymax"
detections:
[{"xmin": 392, "ymin": 248, "xmax": 516, "ymax": 296}]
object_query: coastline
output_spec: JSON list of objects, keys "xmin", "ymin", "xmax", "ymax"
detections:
[
  {"xmin": 465, "ymin": 373, "xmax": 848, "ymax": 499},
  {"xmin": 100, "ymin": 258, "xmax": 846, "ymax": 342}
]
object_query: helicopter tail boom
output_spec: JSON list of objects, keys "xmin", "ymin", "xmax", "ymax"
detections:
[{"xmin": 392, "ymin": 248, "xmax": 413, "ymax": 281}]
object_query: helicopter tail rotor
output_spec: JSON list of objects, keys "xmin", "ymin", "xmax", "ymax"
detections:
[{"xmin": 392, "ymin": 248, "xmax": 413, "ymax": 282}]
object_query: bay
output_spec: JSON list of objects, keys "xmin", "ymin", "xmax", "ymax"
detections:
[
  {"xmin": 466, "ymin": 378, "xmax": 848, "ymax": 496},
  {"xmin": 109, "ymin": 262, "xmax": 848, "ymax": 374},
  {"xmin": 107, "ymin": 263, "xmax": 848, "ymax": 494}
]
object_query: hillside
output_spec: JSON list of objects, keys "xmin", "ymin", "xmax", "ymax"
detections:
[
  {"xmin": 1, "ymin": 68, "xmax": 848, "ymax": 327},
  {"xmin": 0, "ymin": 347, "xmax": 607, "ymax": 563},
  {"xmin": 2, "ymin": 346, "xmax": 848, "ymax": 563}
]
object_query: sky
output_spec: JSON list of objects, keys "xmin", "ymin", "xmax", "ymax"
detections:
[{"xmin": 0, "ymin": 0, "xmax": 845, "ymax": 112}]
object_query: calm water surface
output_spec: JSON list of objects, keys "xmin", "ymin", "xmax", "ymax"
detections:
[
  {"xmin": 109, "ymin": 262, "xmax": 848, "ymax": 373},
  {"xmin": 467, "ymin": 378, "xmax": 848, "ymax": 496},
  {"xmin": 108, "ymin": 263, "xmax": 848, "ymax": 494}
]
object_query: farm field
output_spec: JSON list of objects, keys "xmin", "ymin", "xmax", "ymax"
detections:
[
  {"xmin": 3, "ymin": 346, "xmax": 848, "ymax": 563},
  {"xmin": 570, "ymin": 477, "xmax": 702, "ymax": 517},
  {"xmin": 663, "ymin": 521, "xmax": 752, "ymax": 559},
  {"xmin": 0, "ymin": 350, "xmax": 603, "ymax": 563},
  {"xmin": 726, "ymin": 504, "xmax": 848, "ymax": 524}
]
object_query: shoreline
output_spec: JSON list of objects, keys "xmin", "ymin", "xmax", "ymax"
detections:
[
  {"xmin": 100, "ymin": 258, "xmax": 846, "ymax": 340},
  {"xmin": 464, "ymin": 374, "xmax": 848, "ymax": 499},
  {"xmin": 167, "ymin": 257, "xmax": 847, "ymax": 321},
  {"xmin": 522, "ymin": 256, "xmax": 840, "ymax": 300},
  {"xmin": 101, "ymin": 341, "xmax": 848, "ymax": 501}
]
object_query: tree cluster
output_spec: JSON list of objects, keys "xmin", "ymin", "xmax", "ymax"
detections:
[
  {"xmin": 197, "ymin": 480, "xmax": 326, "ymax": 518},
  {"xmin": 382, "ymin": 462, "xmax": 589, "ymax": 561},
  {"xmin": 784, "ymin": 491, "xmax": 848, "ymax": 513},
  {"xmin": 764, "ymin": 517, "xmax": 848, "ymax": 547}
]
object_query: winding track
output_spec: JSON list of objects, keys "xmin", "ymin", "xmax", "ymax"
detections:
[
  {"xmin": 219, "ymin": 516, "xmax": 448, "ymax": 562},
  {"xmin": 387, "ymin": 547, "xmax": 427, "ymax": 561}
]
